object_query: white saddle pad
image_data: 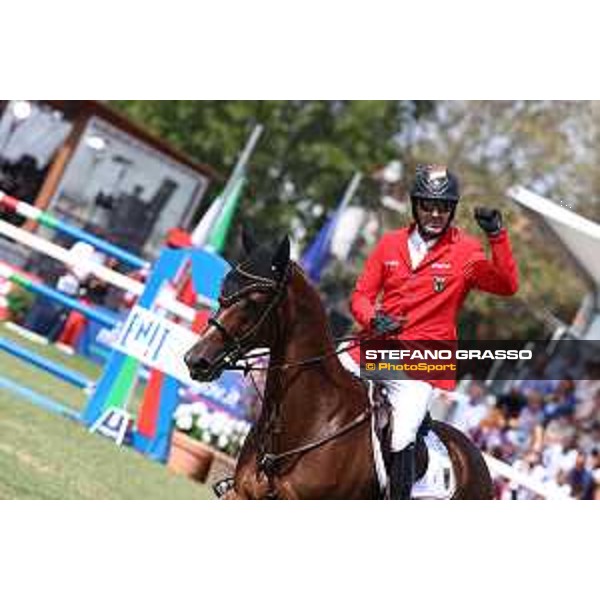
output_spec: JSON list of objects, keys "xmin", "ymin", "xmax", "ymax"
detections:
[{"xmin": 371, "ymin": 420, "xmax": 456, "ymax": 500}]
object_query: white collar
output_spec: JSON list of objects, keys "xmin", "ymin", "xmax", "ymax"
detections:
[{"xmin": 408, "ymin": 228, "xmax": 438, "ymax": 251}]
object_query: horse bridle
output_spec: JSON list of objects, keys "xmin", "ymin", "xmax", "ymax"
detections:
[
  {"xmin": 202, "ymin": 263, "xmax": 290, "ymax": 380},
  {"xmin": 204, "ymin": 261, "xmax": 376, "ymax": 498}
]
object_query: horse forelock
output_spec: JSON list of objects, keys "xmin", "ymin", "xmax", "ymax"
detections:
[{"xmin": 221, "ymin": 246, "xmax": 279, "ymax": 299}]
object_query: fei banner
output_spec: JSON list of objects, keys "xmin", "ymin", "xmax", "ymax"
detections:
[
  {"xmin": 112, "ymin": 305, "xmax": 199, "ymax": 386},
  {"xmin": 112, "ymin": 304, "xmax": 255, "ymax": 419}
]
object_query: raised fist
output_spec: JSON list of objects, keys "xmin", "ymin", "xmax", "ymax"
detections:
[{"xmin": 474, "ymin": 207, "xmax": 503, "ymax": 236}]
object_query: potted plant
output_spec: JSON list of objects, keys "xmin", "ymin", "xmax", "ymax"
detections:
[
  {"xmin": 5, "ymin": 287, "xmax": 34, "ymax": 323},
  {"xmin": 168, "ymin": 402, "xmax": 250, "ymax": 483}
]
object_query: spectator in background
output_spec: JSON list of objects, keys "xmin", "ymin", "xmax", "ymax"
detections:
[
  {"xmin": 52, "ymin": 239, "xmax": 117, "ymax": 348},
  {"xmin": 510, "ymin": 390, "xmax": 545, "ymax": 452},
  {"xmin": 84, "ymin": 256, "xmax": 117, "ymax": 305},
  {"xmin": 472, "ymin": 405, "xmax": 512, "ymax": 460},
  {"xmin": 68, "ymin": 239, "xmax": 106, "ymax": 286},
  {"xmin": 589, "ymin": 449, "xmax": 600, "ymax": 483},
  {"xmin": 549, "ymin": 470, "xmax": 573, "ymax": 499},
  {"xmin": 541, "ymin": 431, "xmax": 578, "ymax": 489},
  {"xmin": 579, "ymin": 416, "xmax": 600, "ymax": 455},
  {"xmin": 446, "ymin": 380, "xmax": 489, "ymax": 436},
  {"xmin": 575, "ymin": 362, "xmax": 600, "ymax": 425},
  {"xmin": 26, "ymin": 239, "xmax": 109, "ymax": 344},
  {"xmin": 23, "ymin": 266, "xmax": 79, "ymax": 338},
  {"xmin": 46, "ymin": 268, "xmax": 81, "ymax": 341},
  {"xmin": 568, "ymin": 451, "xmax": 595, "ymax": 500},
  {"xmin": 496, "ymin": 386, "xmax": 526, "ymax": 423},
  {"xmin": 121, "ymin": 265, "xmax": 149, "ymax": 311},
  {"xmin": 55, "ymin": 281, "xmax": 98, "ymax": 351},
  {"xmin": 543, "ymin": 377, "xmax": 578, "ymax": 424},
  {"xmin": 575, "ymin": 387, "xmax": 600, "ymax": 431},
  {"xmin": 545, "ymin": 347, "xmax": 586, "ymax": 380},
  {"xmin": 517, "ymin": 355, "xmax": 558, "ymax": 398}
]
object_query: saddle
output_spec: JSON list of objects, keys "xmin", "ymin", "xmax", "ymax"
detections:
[{"xmin": 371, "ymin": 382, "xmax": 431, "ymax": 482}]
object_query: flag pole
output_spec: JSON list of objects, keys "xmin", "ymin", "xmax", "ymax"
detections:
[
  {"xmin": 222, "ymin": 124, "xmax": 264, "ymax": 198},
  {"xmin": 338, "ymin": 171, "xmax": 363, "ymax": 212},
  {"xmin": 323, "ymin": 171, "xmax": 363, "ymax": 247}
]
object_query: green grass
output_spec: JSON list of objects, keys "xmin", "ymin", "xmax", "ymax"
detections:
[{"xmin": 0, "ymin": 322, "xmax": 213, "ymax": 499}]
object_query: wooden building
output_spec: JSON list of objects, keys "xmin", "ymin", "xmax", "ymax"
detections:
[{"xmin": 0, "ymin": 100, "xmax": 221, "ymax": 258}]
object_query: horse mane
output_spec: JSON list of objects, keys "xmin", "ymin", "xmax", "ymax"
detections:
[{"xmin": 287, "ymin": 261, "xmax": 338, "ymax": 352}]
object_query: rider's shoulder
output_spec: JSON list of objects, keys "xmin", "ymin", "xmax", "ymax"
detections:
[
  {"xmin": 450, "ymin": 227, "xmax": 483, "ymax": 249},
  {"xmin": 372, "ymin": 229, "xmax": 406, "ymax": 251},
  {"xmin": 382, "ymin": 227, "xmax": 410, "ymax": 242}
]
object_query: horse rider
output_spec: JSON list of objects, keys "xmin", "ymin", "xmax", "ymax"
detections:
[{"xmin": 348, "ymin": 164, "xmax": 519, "ymax": 499}]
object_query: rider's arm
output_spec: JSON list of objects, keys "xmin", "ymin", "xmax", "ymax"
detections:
[
  {"xmin": 463, "ymin": 229, "xmax": 519, "ymax": 296},
  {"xmin": 350, "ymin": 236, "xmax": 386, "ymax": 328}
]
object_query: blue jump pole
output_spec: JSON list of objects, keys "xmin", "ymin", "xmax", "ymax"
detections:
[
  {"xmin": 0, "ymin": 375, "xmax": 81, "ymax": 421},
  {"xmin": 0, "ymin": 337, "xmax": 93, "ymax": 390},
  {"xmin": 16, "ymin": 276, "xmax": 120, "ymax": 329}
]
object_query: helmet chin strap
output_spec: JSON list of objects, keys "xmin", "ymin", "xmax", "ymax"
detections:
[
  {"xmin": 419, "ymin": 225, "xmax": 443, "ymax": 240},
  {"xmin": 412, "ymin": 203, "xmax": 457, "ymax": 241}
]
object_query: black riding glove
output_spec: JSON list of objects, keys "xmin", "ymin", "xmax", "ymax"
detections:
[
  {"xmin": 474, "ymin": 207, "xmax": 503, "ymax": 236},
  {"xmin": 371, "ymin": 311, "xmax": 401, "ymax": 335}
]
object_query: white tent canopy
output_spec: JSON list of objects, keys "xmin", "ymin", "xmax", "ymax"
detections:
[
  {"xmin": 509, "ymin": 186, "xmax": 600, "ymax": 339},
  {"xmin": 508, "ymin": 186, "xmax": 600, "ymax": 289}
]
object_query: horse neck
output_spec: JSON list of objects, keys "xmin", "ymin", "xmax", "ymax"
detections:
[
  {"xmin": 262, "ymin": 266, "xmax": 364, "ymax": 437},
  {"xmin": 274, "ymin": 266, "xmax": 336, "ymax": 363}
]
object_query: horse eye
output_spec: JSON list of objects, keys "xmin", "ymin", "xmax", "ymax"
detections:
[{"xmin": 245, "ymin": 299, "xmax": 259, "ymax": 311}]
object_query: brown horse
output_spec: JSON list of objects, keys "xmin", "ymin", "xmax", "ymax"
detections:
[{"xmin": 184, "ymin": 231, "xmax": 493, "ymax": 499}]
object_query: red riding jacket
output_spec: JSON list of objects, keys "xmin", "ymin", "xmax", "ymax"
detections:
[{"xmin": 349, "ymin": 224, "xmax": 519, "ymax": 390}]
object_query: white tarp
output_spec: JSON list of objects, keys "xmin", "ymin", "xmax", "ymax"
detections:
[{"xmin": 508, "ymin": 186, "xmax": 600, "ymax": 287}]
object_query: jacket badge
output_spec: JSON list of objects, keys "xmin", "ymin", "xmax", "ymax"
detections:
[{"xmin": 433, "ymin": 276, "xmax": 447, "ymax": 293}]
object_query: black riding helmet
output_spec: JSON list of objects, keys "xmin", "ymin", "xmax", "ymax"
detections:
[{"xmin": 409, "ymin": 164, "xmax": 460, "ymax": 237}]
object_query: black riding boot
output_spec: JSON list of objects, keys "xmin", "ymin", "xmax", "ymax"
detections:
[{"xmin": 389, "ymin": 443, "xmax": 416, "ymax": 500}]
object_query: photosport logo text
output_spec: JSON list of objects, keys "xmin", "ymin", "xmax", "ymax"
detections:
[{"xmin": 360, "ymin": 340, "xmax": 534, "ymax": 381}]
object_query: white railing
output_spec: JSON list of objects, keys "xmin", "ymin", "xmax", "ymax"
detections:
[{"xmin": 484, "ymin": 454, "xmax": 572, "ymax": 500}]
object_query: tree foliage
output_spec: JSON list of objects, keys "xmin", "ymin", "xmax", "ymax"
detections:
[{"xmin": 112, "ymin": 100, "xmax": 431, "ymax": 242}]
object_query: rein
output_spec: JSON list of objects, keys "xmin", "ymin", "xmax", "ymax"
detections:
[
  {"xmin": 257, "ymin": 408, "xmax": 371, "ymax": 477},
  {"xmin": 228, "ymin": 331, "xmax": 370, "ymax": 374}
]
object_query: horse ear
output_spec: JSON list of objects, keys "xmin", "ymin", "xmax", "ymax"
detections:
[
  {"xmin": 241, "ymin": 225, "xmax": 259, "ymax": 254},
  {"xmin": 271, "ymin": 236, "xmax": 290, "ymax": 277}
]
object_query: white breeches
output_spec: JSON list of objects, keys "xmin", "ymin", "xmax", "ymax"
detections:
[
  {"xmin": 385, "ymin": 379, "xmax": 433, "ymax": 451},
  {"xmin": 338, "ymin": 343, "xmax": 434, "ymax": 452}
]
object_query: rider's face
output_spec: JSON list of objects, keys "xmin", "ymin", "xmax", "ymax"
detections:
[{"xmin": 415, "ymin": 199, "xmax": 453, "ymax": 239}]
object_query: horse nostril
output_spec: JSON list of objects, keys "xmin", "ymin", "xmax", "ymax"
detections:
[
  {"xmin": 186, "ymin": 353, "xmax": 211, "ymax": 374},
  {"xmin": 196, "ymin": 358, "xmax": 211, "ymax": 372},
  {"xmin": 184, "ymin": 350, "xmax": 195, "ymax": 370},
  {"xmin": 184, "ymin": 350, "xmax": 208, "ymax": 372}
]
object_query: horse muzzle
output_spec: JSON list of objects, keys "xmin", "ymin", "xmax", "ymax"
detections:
[{"xmin": 184, "ymin": 351, "xmax": 221, "ymax": 382}]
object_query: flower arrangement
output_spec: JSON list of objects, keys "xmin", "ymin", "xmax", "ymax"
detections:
[{"xmin": 173, "ymin": 401, "xmax": 251, "ymax": 457}]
